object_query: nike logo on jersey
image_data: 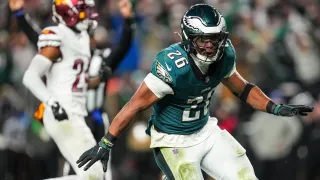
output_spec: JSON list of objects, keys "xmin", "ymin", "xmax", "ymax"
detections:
[{"xmin": 165, "ymin": 62, "xmax": 172, "ymax": 71}]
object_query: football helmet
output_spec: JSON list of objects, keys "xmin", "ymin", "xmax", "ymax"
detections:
[
  {"xmin": 181, "ymin": 4, "xmax": 228, "ymax": 64},
  {"xmin": 52, "ymin": 0, "xmax": 98, "ymax": 31}
]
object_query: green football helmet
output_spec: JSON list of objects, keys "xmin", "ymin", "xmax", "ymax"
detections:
[{"xmin": 181, "ymin": 4, "xmax": 228, "ymax": 64}]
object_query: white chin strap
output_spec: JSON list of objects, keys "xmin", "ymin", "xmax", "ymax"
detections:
[
  {"xmin": 90, "ymin": 20, "xmax": 98, "ymax": 31},
  {"xmin": 75, "ymin": 19, "xmax": 91, "ymax": 31}
]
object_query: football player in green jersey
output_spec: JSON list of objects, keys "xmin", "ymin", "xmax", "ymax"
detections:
[{"xmin": 76, "ymin": 4, "xmax": 313, "ymax": 180}]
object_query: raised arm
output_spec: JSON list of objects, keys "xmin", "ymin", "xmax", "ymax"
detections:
[
  {"xmin": 102, "ymin": 0, "xmax": 135, "ymax": 72},
  {"xmin": 222, "ymin": 70, "xmax": 313, "ymax": 116},
  {"xmin": 87, "ymin": 0, "xmax": 135, "ymax": 89},
  {"xmin": 9, "ymin": 0, "xmax": 40, "ymax": 47}
]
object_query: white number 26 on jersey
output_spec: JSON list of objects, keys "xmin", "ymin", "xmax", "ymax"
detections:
[{"xmin": 167, "ymin": 50, "xmax": 188, "ymax": 68}]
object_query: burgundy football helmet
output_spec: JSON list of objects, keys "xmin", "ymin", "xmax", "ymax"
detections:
[{"xmin": 52, "ymin": 0, "xmax": 98, "ymax": 28}]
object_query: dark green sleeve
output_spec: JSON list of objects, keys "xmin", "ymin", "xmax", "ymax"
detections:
[{"xmin": 150, "ymin": 51, "xmax": 176, "ymax": 86}]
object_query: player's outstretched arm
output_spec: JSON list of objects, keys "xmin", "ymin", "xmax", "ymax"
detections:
[
  {"xmin": 222, "ymin": 70, "xmax": 314, "ymax": 117},
  {"xmin": 77, "ymin": 82, "xmax": 159, "ymax": 172}
]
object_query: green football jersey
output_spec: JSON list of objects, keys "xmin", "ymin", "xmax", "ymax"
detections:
[{"xmin": 146, "ymin": 39, "xmax": 236, "ymax": 135}]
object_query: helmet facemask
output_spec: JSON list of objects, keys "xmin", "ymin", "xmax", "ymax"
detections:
[
  {"xmin": 190, "ymin": 32, "xmax": 228, "ymax": 64},
  {"xmin": 74, "ymin": 3, "xmax": 98, "ymax": 31}
]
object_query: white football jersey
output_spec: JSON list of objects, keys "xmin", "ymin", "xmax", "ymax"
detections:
[{"xmin": 38, "ymin": 24, "xmax": 91, "ymax": 116}]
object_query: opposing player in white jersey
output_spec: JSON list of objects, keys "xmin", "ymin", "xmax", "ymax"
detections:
[{"xmin": 22, "ymin": 0, "xmax": 111, "ymax": 179}]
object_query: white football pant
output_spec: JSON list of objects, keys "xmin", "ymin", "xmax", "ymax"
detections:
[
  {"xmin": 154, "ymin": 126, "xmax": 257, "ymax": 180},
  {"xmin": 43, "ymin": 108, "xmax": 104, "ymax": 180}
]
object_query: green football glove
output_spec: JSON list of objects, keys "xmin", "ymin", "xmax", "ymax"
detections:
[
  {"xmin": 77, "ymin": 134, "xmax": 115, "ymax": 172},
  {"xmin": 271, "ymin": 104, "xmax": 314, "ymax": 117}
]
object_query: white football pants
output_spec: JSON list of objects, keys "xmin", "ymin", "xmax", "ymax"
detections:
[
  {"xmin": 153, "ymin": 126, "xmax": 257, "ymax": 180},
  {"xmin": 43, "ymin": 108, "xmax": 105, "ymax": 180}
]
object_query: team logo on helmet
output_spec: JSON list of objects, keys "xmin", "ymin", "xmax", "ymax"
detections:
[
  {"xmin": 183, "ymin": 15, "xmax": 223, "ymax": 34},
  {"xmin": 183, "ymin": 16, "xmax": 207, "ymax": 32}
]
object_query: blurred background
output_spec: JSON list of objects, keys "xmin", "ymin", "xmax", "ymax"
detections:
[{"xmin": 0, "ymin": 0, "xmax": 320, "ymax": 179}]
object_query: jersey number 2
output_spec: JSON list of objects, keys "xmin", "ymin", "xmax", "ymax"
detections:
[
  {"xmin": 182, "ymin": 89, "xmax": 214, "ymax": 122},
  {"xmin": 72, "ymin": 59, "xmax": 87, "ymax": 92}
]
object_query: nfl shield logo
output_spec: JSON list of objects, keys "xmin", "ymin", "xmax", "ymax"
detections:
[{"xmin": 172, "ymin": 148, "xmax": 179, "ymax": 155}]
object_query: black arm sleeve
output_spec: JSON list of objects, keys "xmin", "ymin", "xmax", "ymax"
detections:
[
  {"xmin": 15, "ymin": 11, "xmax": 39, "ymax": 47},
  {"xmin": 103, "ymin": 17, "xmax": 135, "ymax": 72}
]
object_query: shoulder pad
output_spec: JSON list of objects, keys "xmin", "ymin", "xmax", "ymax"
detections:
[
  {"xmin": 224, "ymin": 39, "xmax": 236, "ymax": 60},
  {"xmin": 223, "ymin": 39, "xmax": 237, "ymax": 78},
  {"xmin": 150, "ymin": 44, "xmax": 188, "ymax": 85},
  {"xmin": 37, "ymin": 26, "xmax": 62, "ymax": 50}
]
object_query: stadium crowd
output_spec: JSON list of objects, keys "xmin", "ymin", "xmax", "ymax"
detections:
[{"xmin": 0, "ymin": 0, "xmax": 320, "ymax": 179}]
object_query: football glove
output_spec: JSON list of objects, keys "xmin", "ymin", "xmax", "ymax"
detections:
[
  {"xmin": 99, "ymin": 61, "xmax": 112, "ymax": 82},
  {"xmin": 47, "ymin": 97, "xmax": 68, "ymax": 121},
  {"xmin": 272, "ymin": 104, "xmax": 313, "ymax": 117},
  {"xmin": 77, "ymin": 134, "xmax": 114, "ymax": 172}
]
